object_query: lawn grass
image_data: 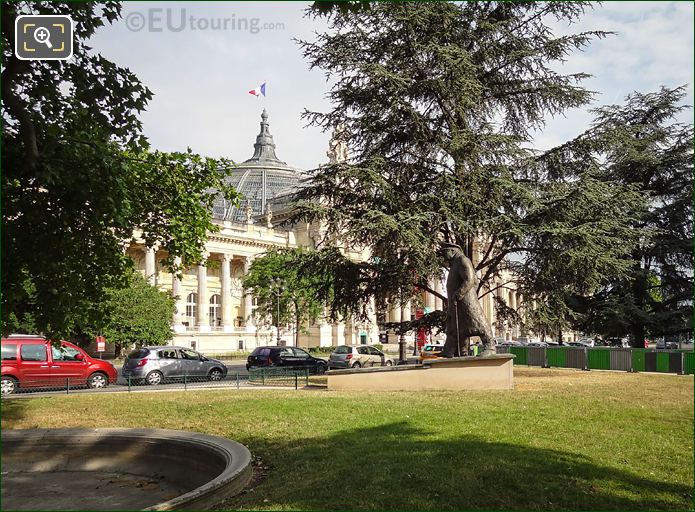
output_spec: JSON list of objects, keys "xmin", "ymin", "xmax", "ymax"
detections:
[{"xmin": 2, "ymin": 367, "xmax": 692, "ymax": 510}]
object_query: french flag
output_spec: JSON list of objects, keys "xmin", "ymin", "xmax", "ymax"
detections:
[{"xmin": 248, "ymin": 82, "xmax": 266, "ymax": 97}]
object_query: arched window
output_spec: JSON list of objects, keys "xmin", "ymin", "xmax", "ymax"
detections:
[
  {"xmin": 209, "ymin": 294, "xmax": 221, "ymax": 327},
  {"xmin": 185, "ymin": 293, "xmax": 198, "ymax": 323}
]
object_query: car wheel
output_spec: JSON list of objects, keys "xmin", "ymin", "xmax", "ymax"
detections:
[
  {"xmin": 145, "ymin": 370, "xmax": 163, "ymax": 386},
  {"xmin": 1, "ymin": 376, "xmax": 18, "ymax": 395},
  {"xmin": 208, "ymin": 368, "xmax": 224, "ymax": 381},
  {"xmin": 385, "ymin": 360, "xmax": 393, "ymax": 367},
  {"xmin": 315, "ymin": 363, "xmax": 327, "ymax": 375},
  {"xmin": 87, "ymin": 372, "xmax": 108, "ymax": 389},
  {"xmin": 352, "ymin": 361, "xmax": 362, "ymax": 369}
]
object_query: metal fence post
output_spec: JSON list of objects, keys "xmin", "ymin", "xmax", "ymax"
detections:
[
  {"xmin": 128, "ymin": 375, "xmax": 132, "ymax": 392},
  {"xmin": 184, "ymin": 372, "xmax": 187, "ymax": 391},
  {"xmin": 584, "ymin": 347, "xmax": 589, "ymax": 370},
  {"xmin": 295, "ymin": 373, "xmax": 298, "ymax": 390},
  {"xmin": 236, "ymin": 372, "xmax": 240, "ymax": 389},
  {"xmin": 261, "ymin": 370, "xmax": 265, "ymax": 386},
  {"xmin": 66, "ymin": 378, "xmax": 70, "ymax": 394},
  {"xmin": 305, "ymin": 368, "xmax": 309, "ymax": 387}
]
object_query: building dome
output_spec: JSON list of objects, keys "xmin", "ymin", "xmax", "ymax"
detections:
[{"xmin": 214, "ymin": 110, "xmax": 302, "ymax": 223}]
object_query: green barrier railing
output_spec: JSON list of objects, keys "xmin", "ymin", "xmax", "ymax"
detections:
[
  {"xmin": 507, "ymin": 346, "xmax": 692, "ymax": 375},
  {"xmin": 248, "ymin": 367, "xmax": 310, "ymax": 389},
  {"xmin": 509, "ymin": 346, "xmax": 528, "ymax": 365},
  {"xmin": 587, "ymin": 348, "xmax": 611, "ymax": 370},
  {"xmin": 631, "ymin": 349, "xmax": 646, "ymax": 372},
  {"xmin": 656, "ymin": 352, "xmax": 670, "ymax": 373},
  {"xmin": 546, "ymin": 347, "xmax": 566, "ymax": 367}
]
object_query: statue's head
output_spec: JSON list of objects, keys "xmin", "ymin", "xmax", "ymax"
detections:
[{"xmin": 437, "ymin": 242, "xmax": 462, "ymax": 263}]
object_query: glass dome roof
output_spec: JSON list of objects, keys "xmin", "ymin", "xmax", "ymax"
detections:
[{"xmin": 213, "ymin": 109, "xmax": 303, "ymax": 223}]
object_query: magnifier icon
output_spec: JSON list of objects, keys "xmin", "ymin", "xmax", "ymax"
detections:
[{"xmin": 34, "ymin": 27, "xmax": 52, "ymax": 49}]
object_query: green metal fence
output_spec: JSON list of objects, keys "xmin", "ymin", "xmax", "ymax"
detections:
[
  {"xmin": 631, "ymin": 349, "xmax": 646, "ymax": 372},
  {"xmin": 248, "ymin": 367, "xmax": 310, "ymax": 389},
  {"xmin": 684, "ymin": 352, "xmax": 695, "ymax": 375},
  {"xmin": 503, "ymin": 346, "xmax": 692, "ymax": 375},
  {"xmin": 509, "ymin": 347, "xmax": 528, "ymax": 365},
  {"xmin": 546, "ymin": 347, "xmax": 566, "ymax": 368},
  {"xmin": 587, "ymin": 348, "xmax": 610, "ymax": 370}
]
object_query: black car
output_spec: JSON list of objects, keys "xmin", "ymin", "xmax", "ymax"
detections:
[{"xmin": 246, "ymin": 346, "xmax": 328, "ymax": 374}]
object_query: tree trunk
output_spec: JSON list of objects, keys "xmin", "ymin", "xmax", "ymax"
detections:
[{"xmin": 631, "ymin": 269, "xmax": 648, "ymax": 348}]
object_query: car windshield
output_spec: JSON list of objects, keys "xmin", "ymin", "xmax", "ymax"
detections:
[
  {"xmin": 127, "ymin": 348, "xmax": 150, "ymax": 359},
  {"xmin": 334, "ymin": 346, "xmax": 351, "ymax": 354}
]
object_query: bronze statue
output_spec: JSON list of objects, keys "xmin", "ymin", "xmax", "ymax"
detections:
[{"xmin": 439, "ymin": 243, "xmax": 494, "ymax": 357}]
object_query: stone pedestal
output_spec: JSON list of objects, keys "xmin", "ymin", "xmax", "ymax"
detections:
[{"xmin": 327, "ymin": 354, "xmax": 514, "ymax": 391}]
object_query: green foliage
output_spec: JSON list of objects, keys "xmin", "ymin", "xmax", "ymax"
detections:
[
  {"xmin": 294, "ymin": 3, "xmax": 645, "ymax": 332},
  {"xmin": 306, "ymin": 346, "xmax": 335, "ymax": 355},
  {"xmin": 243, "ymin": 248, "xmax": 328, "ymax": 346},
  {"xmin": 540, "ymin": 87, "xmax": 693, "ymax": 344},
  {"xmin": 1, "ymin": 3, "xmax": 238, "ymax": 339},
  {"xmin": 93, "ymin": 271, "xmax": 175, "ymax": 356}
]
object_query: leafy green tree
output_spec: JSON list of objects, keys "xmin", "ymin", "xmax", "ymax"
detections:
[
  {"xmin": 243, "ymin": 248, "xmax": 327, "ymax": 346},
  {"xmin": 2, "ymin": 2, "xmax": 238, "ymax": 339},
  {"xmin": 89, "ymin": 271, "xmax": 175, "ymax": 357},
  {"xmin": 556, "ymin": 87, "xmax": 693, "ymax": 345},
  {"xmin": 292, "ymin": 3, "xmax": 646, "ymax": 331}
]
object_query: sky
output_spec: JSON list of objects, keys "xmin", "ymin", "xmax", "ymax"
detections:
[{"xmin": 89, "ymin": 1, "xmax": 694, "ymax": 170}]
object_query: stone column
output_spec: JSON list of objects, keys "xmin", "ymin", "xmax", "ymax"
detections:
[
  {"xmin": 332, "ymin": 323, "xmax": 344, "ymax": 346},
  {"xmin": 368, "ymin": 297, "xmax": 380, "ymax": 344},
  {"xmin": 343, "ymin": 319, "xmax": 355, "ymax": 345},
  {"xmin": 196, "ymin": 257, "xmax": 210, "ymax": 332},
  {"xmin": 145, "ymin": 247, "xmax": 156, "ymax": 285},
  {"xmin": 221, "ymin": 253, "xmax": 233, "ymax": 333},
  {"xmin": 243, "ymin": 256, "xmax": 256, "ymax": 332},
  {"xmin": 434, "ymin": 277, "xmax": 444, "ymax": 311},
  {"xmin": 425, "ymin": 280, "xmax": 436, "ymax": 312},
  {"xmin": 389, "ymin": 303, "xmax": 401, "ymax": 324},
  {"xmin": 172, "ymin": 256, "xmax": 185, "ymax": 333},
  {"xmin": 403, "ymin": 301, "xmax": 412, "ymax": 322}
]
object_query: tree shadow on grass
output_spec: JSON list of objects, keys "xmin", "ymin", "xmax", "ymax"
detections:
[
  {"xmin": 227, "ymin": 422, "xmax": 692, "ymax": 510},
  {"xmin": 1, "ymin": 399, "xmax": 28, "ymax": 428}
]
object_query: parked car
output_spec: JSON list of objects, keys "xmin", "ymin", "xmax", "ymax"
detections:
[
  {"xmin": 527, "ymin": 341, "xmax": 548, "ymax": 347},
  {"xmin": 1, "ymin": 335, "xmax": 118, "ymax": 395},
  {"xmin": 328, "ymin": 345, "xmax": 395, "ymax": 369},
  {"xmin": 514, "ymin": 336, "xmax": 540, "ymax": 345},
  {"xmin": 420, "ymin": 344, "xmax": 446, "ymax": 360},
  {"xmin": 122, "ymin": 346, "xmax": 228, "ymax": 385},
  {"xmin": 247, "ymin": 346, "xmax": 328, "ymax": 374},
  {"xmin": 605, "ymin": 337, "xmax": 629, "ymax": 348},
  {"xmin": 656, "ymin": 336, "xmax": 679, "ymax": 350}
]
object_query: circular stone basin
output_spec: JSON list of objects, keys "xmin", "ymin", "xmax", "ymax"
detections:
[{"xmin": 1, "ymin": 428, "xmax": 252, "ymax": 510}]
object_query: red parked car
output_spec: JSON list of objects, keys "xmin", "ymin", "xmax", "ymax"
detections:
[{"xmin": 1, "ymin": 335, "xmax": 118, "ymax": 395}]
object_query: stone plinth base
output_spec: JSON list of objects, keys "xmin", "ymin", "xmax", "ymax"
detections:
[{"xmin": 326, "ymin": 354, "xmax": 514, "ymax": 391}]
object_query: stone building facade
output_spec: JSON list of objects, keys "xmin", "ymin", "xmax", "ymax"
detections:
[{"xmin": 127, "ymin": 111, "xmax": 526, "ymax": 354}]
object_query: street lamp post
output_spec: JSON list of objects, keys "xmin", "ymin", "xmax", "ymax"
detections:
[
  {"xmin": 398, "ymin": 298, "xmax": 406, "ymax": 364},
  {"xmin": 269, "ymin": 278, "xmax": 283, "ymax": 346}
]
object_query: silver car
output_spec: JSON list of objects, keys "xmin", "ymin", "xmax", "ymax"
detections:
[
  {"xmin": 122, "ymin": 346, "xmax": 228, "ymax": 385},
  {"xmin": 328, "ymin": 345, "xmax": 395, "ymax": 369}
]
